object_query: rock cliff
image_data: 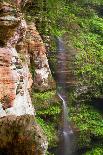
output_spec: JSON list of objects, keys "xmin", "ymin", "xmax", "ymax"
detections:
[
  {"xmin": 26, "ymin": 23, "xmax": 55, "ymax": 91},
  {"xmin": 0, "ymin": 0, "xmax": 54, "ymax": 154}
]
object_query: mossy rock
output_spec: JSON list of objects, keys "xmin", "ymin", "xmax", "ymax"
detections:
[{"xmin": 0, "ymin": 115, "xmax": 48, "ymax": 155}]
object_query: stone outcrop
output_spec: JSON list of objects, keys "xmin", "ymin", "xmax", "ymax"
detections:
[
  {"xmin": 0, "ymin": 2, "xmax": 20, "ymax": 46},
  {"xmin": 0, "ymin": 1, "xmax": 48, "ymax": 154},
  {"xmin": 0, "ymin": 1, "xmax": 34, "ymax": 117},
  {"xmin": 26, "ymin": 23, "xmax": 55, "ymax": 91},
  {"xmin": 0, "ymin": 115, "xmax": 47, "ymax": 155}
]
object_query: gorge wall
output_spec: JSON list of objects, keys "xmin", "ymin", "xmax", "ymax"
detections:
[{"xmin": 0, "ymin": 1, "xmax": 54, "ymax": 154}]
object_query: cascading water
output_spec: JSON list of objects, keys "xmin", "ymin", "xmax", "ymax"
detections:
[{"xmin": 56, "ymin": 37, "xmax": 75, "ymax": 155}]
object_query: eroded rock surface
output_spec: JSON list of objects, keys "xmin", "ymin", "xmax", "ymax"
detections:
[
  {"xmin": 0, "ymin": 1, "xmax": 48, "ymax": 154},
  {"xmin": 26, "ymin": 23, "xmax": 55, "ymax": 91},
  {"xmin": 0, "ymin": 2, "xmax": 34, "ymax": 117}
]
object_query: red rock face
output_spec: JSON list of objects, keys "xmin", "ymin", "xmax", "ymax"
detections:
[
  {"xmin": 0, "ymin": 2, "xmax": 48, "ymax": 155},
  {"xmin": 0, "ymin": 49, "xmax": 15, "ymax": 110},
  {"xmin": 0, "ymin": 1, "xmax": 55, "ymax": 111},
  {"xmin": 0, "ymin": 1, "xmax": 34, "ymax": 116},
  {"xmin": 0, "ymin": 2, "xmax": 21, "ymax": 46},
  {"xmin": 26, "ymin": 23, "xmax": 55, "ymax": 91}
]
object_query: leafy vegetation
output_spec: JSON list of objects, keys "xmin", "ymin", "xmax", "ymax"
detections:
[
  {"xmin": 73, "ymin": 15, "xmax": 103, "ymax": 98},
  {"xmin": 32, "ymin": 91, "xmax": 61, "ymax": 148},
  {"xmin": 26, "ymin": 0, "xmax": 103, "ymax": 154},
  {"xmin": 84, "ymin": 146, "xmax": 103, "ymax": 155},
  {"xmin": 36, "ymin": 117, "xmax": 58, "ymax": 147},
  {"xmin": 70, "ymin": 103, "xmax": 103, "ymax": 148}
]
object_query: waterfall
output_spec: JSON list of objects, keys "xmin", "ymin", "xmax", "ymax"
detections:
[
  {"xmin": 58, "ymin": 93, "xmax": 74, "ymax": 155},
  {"xmin": 56, "ymin": 37, "xmax": 75, "ymax": 155}
]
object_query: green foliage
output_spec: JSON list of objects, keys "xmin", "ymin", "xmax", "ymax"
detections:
[
  {"xmin": 32, "ymin": 91, "xmax": 61, "ymax": 148},
  {"xmin": 37, "ymin": 105, "xmax": 61, "ymax": 116},
  {"xmin": 74, "ymin": 33, "xmax": 103, "ymax": 97},
  {"xmin": 33, "ymin": 91, "xmax": 55, "ymax": 101},
  {"xmin": 70, "ymin": 104, "xmax": 103, "ymax": 136},
  {"xmin": 90, "ymin": 16, "xmax": 103, "ymax": 35},
  {"xmin": 67, "ymin": 2, "xmax": 103, "ymax": 152},
  {"xmin": 36, "ymin": 117, "xmax": 58, "ymax": 147},
  {"xmin": 72, "ymin": 11, "xmax": 103, "ymax": 99},
  {"xmin": 84, "ymin": 146, "xmax": 103, "ymax": 155},
  {"xmin": 70, "ymin": 103, "xmax": 103, "ymax": 148},
  {"xmin": 32, "ymin": 91, "xmax": 58, "ymax": 109},
  {"xmin": 67, "ymin": 0, "xmax": 103, "ymax": 6},
  {"xmin": 26, "ymin": 0, "xmax": 103, "ymax": 153}
]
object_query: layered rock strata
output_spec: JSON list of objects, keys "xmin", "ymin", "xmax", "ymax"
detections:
[
  {"xmin": 0, "ymin": 1, "xmax": 34, "ymax": 117},
  {"xmin": 0, "ymin": 1, "xmax": 48, "ymax": 154},
  {"xmin": 26, "ymin": 23, "xmax": 55, "ymax": 91}
]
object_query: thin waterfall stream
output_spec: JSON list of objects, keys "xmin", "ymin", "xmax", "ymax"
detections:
[{"xmin": 56, "ymin": 37, "xmax": 75, "ymax": 155}]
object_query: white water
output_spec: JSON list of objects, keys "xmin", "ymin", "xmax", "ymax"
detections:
[
  {"xmin": 58, "ymin": 93, "xmax": 74, "ymax": 155},
  {"xmin": 58, "ymin": 93, "xmax": 73, "ymax": 134}
]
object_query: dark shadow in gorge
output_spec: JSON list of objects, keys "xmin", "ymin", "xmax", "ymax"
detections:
[{"xmin": 91, "ymin": 98, "xmax": 103, "ymax": 112}]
